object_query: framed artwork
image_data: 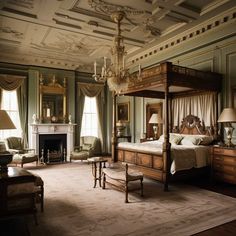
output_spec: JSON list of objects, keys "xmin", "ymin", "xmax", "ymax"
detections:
[{"xmin": 117, "ymin": 102, "xmax": 130, "ymax": 122}]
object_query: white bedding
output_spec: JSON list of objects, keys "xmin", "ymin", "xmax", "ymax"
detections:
[{"xmin": 117, "ymin": 140, "xmax": 210, "ymax": 174}]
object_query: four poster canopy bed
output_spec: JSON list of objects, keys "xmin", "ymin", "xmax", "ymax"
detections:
[{"xmin": 112, "ymin": 62, "xmax": 222, "ymax": 191}]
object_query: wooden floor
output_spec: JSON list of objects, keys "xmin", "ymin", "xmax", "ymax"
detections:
[{"xmin": 189, "ymin": 179, "xmax": 236, "ymax": 236}]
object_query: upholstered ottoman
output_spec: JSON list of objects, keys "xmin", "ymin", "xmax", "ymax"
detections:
[{"xmin": 70, "ymin": 150, "xmax": 89, "ymax": 162}]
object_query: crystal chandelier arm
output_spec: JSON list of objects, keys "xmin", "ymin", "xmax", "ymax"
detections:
[
  {"xmin": 94, "ymin": 61, "xmax": 97, "ymax": 76},
  {"xmin": 104, "ymin": 57, "xmax": 107, "ymax": 69}
]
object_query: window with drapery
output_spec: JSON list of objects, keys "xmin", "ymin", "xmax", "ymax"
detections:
[
  {"xmin": 0, "ymin": 90, "xmax": 21, "ymax": 138},
  {"xmin": 80, "ymin": 96, "xmax": 98, "ymax": 137}
]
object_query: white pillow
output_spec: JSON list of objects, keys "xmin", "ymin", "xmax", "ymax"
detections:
[
  {"xmin": 180, "ymin": 135, "xmax": 202, "ymax": 146},
  {"xmin": 158, "ymin": 133, "xmax": 183, "ymax": 145},
  {"xmin": 170, "ymin": 135, "xmax": 183, "ymax": 145}
]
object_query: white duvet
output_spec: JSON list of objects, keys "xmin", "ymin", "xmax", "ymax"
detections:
[{"xmin": 117, "ymin": 140, "xmax": 210, "ymax": 174}]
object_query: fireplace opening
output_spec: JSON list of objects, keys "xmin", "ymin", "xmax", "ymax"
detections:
[{"xmin": 39, "ymin": 134, "xmax": 67, "ymax": 163}]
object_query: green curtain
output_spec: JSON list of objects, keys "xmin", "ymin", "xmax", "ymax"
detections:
[
  {"xmin": 75, "ymin": 87, "xmax": 85, "ymax": 146},
  {"xmin": 76, "ymin": 82, "xmax": 105, "ymax": 151},
  {"xmin": 96, "ymin": 90, "xmax": 106, "ymax": 152},
  {"xmin": 16, "ymin": 78, "xmax": 28, "ymax": 147},
  {"xmin": 0, "ymin": 74, "xmax": 27, "ymax": 146}
]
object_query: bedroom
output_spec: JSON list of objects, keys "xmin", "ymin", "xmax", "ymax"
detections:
[{"xmin": 0, "ymin": 0, "xmax": 236, "ymax": 235}]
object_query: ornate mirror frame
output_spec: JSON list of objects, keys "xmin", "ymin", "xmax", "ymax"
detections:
[{"xmin": 39, "ymin": 75, "xmax": 67, "ymax": 123}]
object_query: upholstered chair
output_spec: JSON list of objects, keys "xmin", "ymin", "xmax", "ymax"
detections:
[
  {"xmin": 6, "ymin": 137, "xmax": 38, "ymax": 168},
  {"xmin": 70, "ymin": 136, "xmax": 101, "ymax": 162}
]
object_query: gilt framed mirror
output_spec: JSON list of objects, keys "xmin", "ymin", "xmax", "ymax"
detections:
[{"xmin": 39, "ymin": 75, "xmax": 67, "ymax": 123}]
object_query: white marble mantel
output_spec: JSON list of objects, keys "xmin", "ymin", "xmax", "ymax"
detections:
[{"xmin": 29, "ymin": 123, "xmax": 76, "ymax": 162}]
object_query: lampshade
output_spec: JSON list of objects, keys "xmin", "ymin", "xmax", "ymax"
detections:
[
  {"xmin": 0, "ymin": 110, "xmax": 16, "ymax": 129},
  {"xmin": 116, "ymin": 120, "xmax": 126, "ymax": 127},
  {"xmin": 149, "ymin": 113, "xmax": 163, "ymax": 124},
  {"xmin": 218, "ymin": 108, "xmax": 236, "ymax": 123}
]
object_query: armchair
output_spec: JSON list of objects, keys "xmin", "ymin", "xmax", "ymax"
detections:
[
  {"xmin": 70, "ymin": 136, "xmax": 101, "ymax": 162},
  {"xmin": 6, "ymin": 137, "xmax": 38, "ymax": 168}
]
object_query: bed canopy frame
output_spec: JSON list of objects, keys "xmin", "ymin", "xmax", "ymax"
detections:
[{"xmin": 111, "ymin": 62, "xmax": 222, "ymax": 191}]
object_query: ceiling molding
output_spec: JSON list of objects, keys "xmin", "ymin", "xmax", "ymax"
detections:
[
  {"xmin": 128, "ymin": 8, "xmax": 236, "ymax": 65},
  {"xmin": 0, "ymin": 0, "xmax": 235, "ymax": 71}
]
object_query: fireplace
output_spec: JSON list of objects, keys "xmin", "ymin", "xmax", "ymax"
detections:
[
  {"xmin": 29, "ymin": 123, "xmax": 76, "ymax": 162},
  {"xmin": 39, "ymin": 134, "xmax": 66, "ymax": 163}
]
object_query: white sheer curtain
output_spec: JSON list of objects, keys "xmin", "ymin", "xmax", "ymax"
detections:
[{"xmin": 171, "ymin": 93, "xmax": 217, "ymax": 128}]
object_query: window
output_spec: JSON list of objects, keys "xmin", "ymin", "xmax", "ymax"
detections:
[
  {"xmin": 81, "ymin": 96, "xmax": 98, "ymax": 137},
  {"xmin": 0, "ymin": 90, "xmax": 21, "ymax": 139}
]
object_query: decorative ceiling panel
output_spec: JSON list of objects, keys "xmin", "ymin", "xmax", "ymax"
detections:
[
  {"xmin": 0, "ymin": 16, "xmax": 26, "ymax": 41},
  {"xmin": 0, "ymin": 0, "xmax": 235, "ymax": 71}
]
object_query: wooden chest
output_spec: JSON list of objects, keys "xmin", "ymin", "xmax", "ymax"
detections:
[{"xmin": 212, "ymin": 146, "xmax": 236, "ymax": 184}]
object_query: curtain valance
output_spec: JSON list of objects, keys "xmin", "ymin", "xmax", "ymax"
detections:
[
  {"xmin": 0, "ymin": 74, "xmax": 25, "ymax": 90},
  {"xmin": 77, "ymin": 82, "xmax": 104, "ymax": 97}
]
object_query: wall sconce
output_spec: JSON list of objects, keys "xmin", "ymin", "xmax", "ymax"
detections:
[{"xmin": 218, "ymin": 108, "xmax": 236, "ymax": 147}]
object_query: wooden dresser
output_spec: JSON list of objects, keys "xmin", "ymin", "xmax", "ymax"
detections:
[{"xmin": 212, "ymin": 146, "xmax": 236, "ymax": 184}]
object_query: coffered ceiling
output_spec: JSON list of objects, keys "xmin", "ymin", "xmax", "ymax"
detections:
[{"xmin": 0, "ymin": 0, "xmax": 235, "ymax": 72}]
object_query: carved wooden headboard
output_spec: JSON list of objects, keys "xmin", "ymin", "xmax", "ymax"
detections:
[{"xmin": 175, "ymin": 115, "xmax": 215, "ymax": 136}]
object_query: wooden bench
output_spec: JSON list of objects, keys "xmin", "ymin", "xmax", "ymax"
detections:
[{"xmin": 102, "ymin": 163, "xmax": 143, "ymax": 203}]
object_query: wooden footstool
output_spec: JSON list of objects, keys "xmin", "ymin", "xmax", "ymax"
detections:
[{"xmin": 102, "ymin": 162, "xmax": 143, "ymax": 203}]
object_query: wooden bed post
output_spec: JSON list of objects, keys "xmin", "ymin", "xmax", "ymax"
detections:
[
  {"xmin": 215, "ymin": 92, "xmax": 219, "ymax": 139},
  {"xmin": 112, "ymin": 92, "xmax": 117, "ymax": 162},
  {"xmin": 163, "ymin": 78, "xmax": 171, "ymax": 192}
]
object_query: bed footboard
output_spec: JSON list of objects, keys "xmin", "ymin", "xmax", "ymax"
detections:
[{"xmin": 116, "ymin": 148, "xmax": 168, "ymax": 186}]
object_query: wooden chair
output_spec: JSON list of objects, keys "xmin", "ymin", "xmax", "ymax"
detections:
[{"xmin": 102, "ymin": 162, "xmax": 143, "ymax": 203}]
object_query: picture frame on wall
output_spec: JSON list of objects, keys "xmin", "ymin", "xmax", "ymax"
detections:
[{"xmin": 117, "ymin": 102, "xmax": 130, "ymax": 122}]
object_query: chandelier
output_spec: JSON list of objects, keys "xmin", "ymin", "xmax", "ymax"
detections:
[{"xmin": 93, "ymin": 11, "xmax": 129, "ymax": 93}]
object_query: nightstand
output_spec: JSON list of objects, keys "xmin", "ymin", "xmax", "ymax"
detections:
[{"xmin": 212, "ymin": 146, "xmax": 236, "ymax": 184}]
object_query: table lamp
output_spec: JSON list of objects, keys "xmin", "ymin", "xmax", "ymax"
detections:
[
  {"xmin": 218, "ymin": 108, "xmax": 236, "ymax": 147},
  {"xmin": 116, "ymin": 120, "xmax": 126, "ymax": 137},
  {"xmin": 0, "ymin": 110, "xmax": 16, "ymax": 173},
  {"xmin": 149, "ymin": 113, "xmax": 163, "ymax": 139}
]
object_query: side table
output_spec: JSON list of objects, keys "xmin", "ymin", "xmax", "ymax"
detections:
[{"xmin": 87, "ymin": 157, "xmax": 108, "ymax": 188}]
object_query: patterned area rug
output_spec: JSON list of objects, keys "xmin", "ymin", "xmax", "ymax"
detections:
[{"xmin": 26, "ymin": 163, "xmax": 236, "ymax": 236}]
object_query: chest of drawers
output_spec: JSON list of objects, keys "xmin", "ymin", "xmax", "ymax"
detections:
[{"xmin": 212, "ymin": 146, "xmax": 236, "ymax": 184}]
